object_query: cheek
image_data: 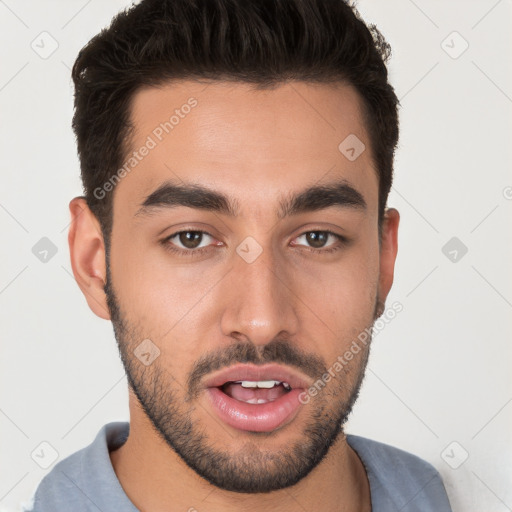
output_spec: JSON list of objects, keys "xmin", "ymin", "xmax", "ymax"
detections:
[
  {"xmin": 110, "ymin": 226, "xmax": 175, "ymax": 306},
  {"xmin": 109, "ymin": 236, "xmax": 226, "ymax": 361},
  {"xmin": 290, "ymin": 242, "xmax": 379, "ymax": 366},
  {"xmin": 297, "ymin": 241, "xmax": 379, "ymax": 316}
]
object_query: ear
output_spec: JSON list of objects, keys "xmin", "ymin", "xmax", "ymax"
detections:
[
  {"xmin": 377, "ymin": 207, "xmax": 400, "ymax": 310},
  {"xmin": 68, "ymin": 197, "xmax": 111, "ymax": 320}
]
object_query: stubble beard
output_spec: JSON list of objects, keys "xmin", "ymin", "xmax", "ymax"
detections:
[{"xmin": 104, "ymin": 264, "xmax": 375, "ymax": 493}]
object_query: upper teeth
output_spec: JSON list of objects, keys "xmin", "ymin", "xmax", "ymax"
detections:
[{"xmin": 235, "ymin": 380, "xmax": 291, "ymax": 390}]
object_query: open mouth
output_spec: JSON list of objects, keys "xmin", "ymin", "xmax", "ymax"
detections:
[
  {"xmin": 220, "ymin": 380, "xmax": 292, "ymax": 404},
  {"xmin": 204, "ymin": 364, "xmax": 309, "ymax": 433}
]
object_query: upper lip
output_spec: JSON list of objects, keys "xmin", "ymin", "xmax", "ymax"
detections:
[{"xmin": 203, "ymin": 363, "xmax": 312, "ymax": 390}]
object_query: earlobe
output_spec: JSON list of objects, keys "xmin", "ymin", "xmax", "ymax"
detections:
[
  {"xmin": 68, "ymin": 197, "xmax": 111, "ymax": 320},
  {"xmin": 377, "ymin": 207, "xmax": 400, "ymax": 314}
]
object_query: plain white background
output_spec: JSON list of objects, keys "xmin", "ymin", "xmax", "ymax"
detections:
[{"xmin": 1, "ymin": 1, "xmax": 511, "ymax": 511}]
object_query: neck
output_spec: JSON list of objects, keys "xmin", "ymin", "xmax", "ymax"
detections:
[{"xmin": 110, "ymin": 397, "xmax": 371, "ymax": 512}]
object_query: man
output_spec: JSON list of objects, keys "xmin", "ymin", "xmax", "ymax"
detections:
[{"xmin": 27, "ymin": 0, "xmax": 453, "ymax": 510}]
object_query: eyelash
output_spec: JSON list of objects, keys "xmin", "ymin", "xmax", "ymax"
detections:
[{"xmin": 160, "ymin": 229, "xmax": 349, "ymax": 257}]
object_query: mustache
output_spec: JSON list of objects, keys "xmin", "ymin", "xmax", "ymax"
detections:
[{"xmin": 187, "ymin": 339, "xmax": 327, "ymax": 399}]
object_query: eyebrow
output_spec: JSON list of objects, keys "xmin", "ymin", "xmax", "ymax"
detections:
[{"xmin": 135, "ymin": 179, "xmax": 367, "ymax": 218}]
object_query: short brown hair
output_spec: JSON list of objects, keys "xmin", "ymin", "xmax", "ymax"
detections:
[{"xmin": 71, "ymin": 0, "xmax": 399, "ymax": 246}]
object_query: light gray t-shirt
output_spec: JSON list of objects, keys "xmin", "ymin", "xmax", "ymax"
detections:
[{"xmin": 26, "ymin": 421, "xmax": 452, "ymax": 511}]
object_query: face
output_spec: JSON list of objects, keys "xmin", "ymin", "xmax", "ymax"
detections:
[{"xmin": 71, "ymin": 80, "xmax": 399, "ymax": 493}]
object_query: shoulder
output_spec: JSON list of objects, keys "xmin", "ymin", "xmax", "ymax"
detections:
[
  {"xmin": 24, "ymin": 441, "xmax": 89, "ymax": 512},
  {"xmin": 24, "ymin": 422, "xmax": 131, "ymax": 512},
  {"xmin": 346, "ymin": 434, "xmax": 452, "ymax": 512}
]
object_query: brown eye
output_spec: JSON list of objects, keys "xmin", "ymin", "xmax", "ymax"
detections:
[
  {"xmin": 291, "ymin": 230, "xmax": 348, "ymax": 254},
  {"xmin": 164, "ymin": 230, "xmax": 215, "ymax": 252},
  {"xmin": 178, "ymin": 231, "xmax": 203, "ymax": 249},
  {"xmin": 305, "ymin": 231, "xmax": 329, "ymax": 248}
]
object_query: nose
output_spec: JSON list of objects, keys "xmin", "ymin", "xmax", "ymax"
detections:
[{"xmin": 220, "ymin": 241, "xmax": 300, "ymax": 346}]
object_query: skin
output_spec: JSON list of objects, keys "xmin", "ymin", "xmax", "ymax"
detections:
[{"xmin": 68, "ymin": 80, "xmax": 399, "ymax": 512}]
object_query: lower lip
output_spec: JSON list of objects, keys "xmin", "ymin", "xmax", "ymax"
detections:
[{"xmin": 206, "ymin": 387, "xmax": 304, "ymax": 433}]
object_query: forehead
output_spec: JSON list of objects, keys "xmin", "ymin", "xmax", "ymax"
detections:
[{"xmin": 115, "ymin": 80, "xmax": 378, "ymax": 217}]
